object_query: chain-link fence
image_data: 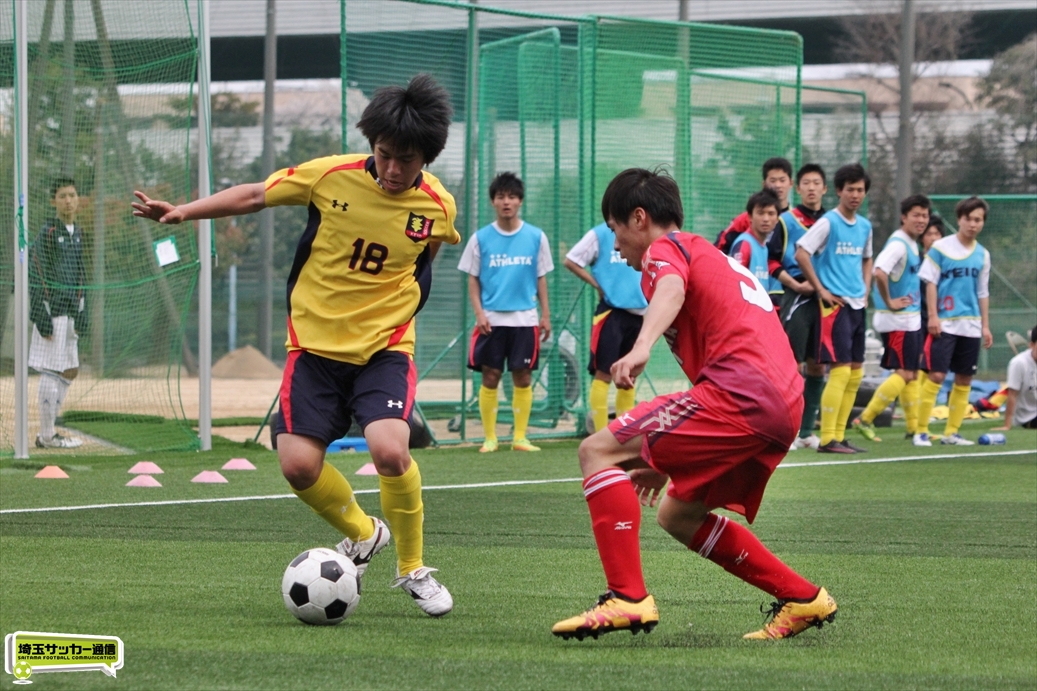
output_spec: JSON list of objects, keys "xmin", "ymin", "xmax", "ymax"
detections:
[
  {"xmin": 341, "ymin": 0, "xmax": 803, "ymax": 443},
  {"xmin": 1, "ymin": 0, "xmax": 201, "ymax": 456}
]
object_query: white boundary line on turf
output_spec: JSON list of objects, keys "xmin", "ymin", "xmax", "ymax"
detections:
[{"xmin": 0, "ymin": 449, "xmax": 1032, "ymax": 516}]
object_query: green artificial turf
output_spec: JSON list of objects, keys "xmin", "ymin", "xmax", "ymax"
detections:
[{"xmin": 1, "ymin": 418, "xmax": 1034, "ymax": 690}]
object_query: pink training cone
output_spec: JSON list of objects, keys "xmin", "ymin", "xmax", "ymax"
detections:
[
  {"xmin": 128, "ymin": 461, "xmax": 164, "ymax": 474},
  {"xmin": 126, "ymin": 475, "xmax": 162, "ymax": 487},
  {"xmin": 355, "ymin": 462, "xmax": 378, "ymax": 476},
  {"xmin": 191, "ymin": 470, "xmax": 228, "ymax": 484},
  {"xmin": 35, "ymin": 465, "xmax": 69, "ymax": 479},
  {"xmin": 222, "ymin": 458, "xmax": 256, "ymax": 470}
]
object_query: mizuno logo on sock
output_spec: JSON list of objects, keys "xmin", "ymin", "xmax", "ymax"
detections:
[
  {"xmin": 614, "ymin": 521, "xmax": 633, "ymax": 530},
  {"xmin": 735, "ymin": 550, "xmax": 749, "ymax": 565}
]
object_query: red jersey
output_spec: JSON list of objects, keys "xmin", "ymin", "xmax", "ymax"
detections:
[
  {"xmin": 640, "ymin": 232, "xmax": 803, "ymax": 446},
  {"xmin": 714, "ymin": 211, "xmax": 751, "ymax": 255}
]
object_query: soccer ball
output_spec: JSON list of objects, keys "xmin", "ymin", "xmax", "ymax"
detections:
[
  {"xmin": 282, "ymin": 548, "xmax": 360, "ymax": 625},
  {"xmin": 12, "ymin": 660, "xmax": 32, "ymax": 680}
]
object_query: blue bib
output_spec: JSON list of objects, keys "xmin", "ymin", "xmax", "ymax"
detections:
[
  {"xmin": 814, "ymin": 210, "xmax": 871, "ymax": 299},
  {"xmin": 778, "ymin": 209, "xmax": 810, "ymax": 279},
  {"xmin": 731, "ymin": 231, "xmax": 780, "ymax": 295},
  {"xmin": 872, "ymin": 235, "xmax": 921, "ymax": 314},
  {"xmin": 590, "ymin": 223, "xmax": 648, "ymax": 310},
  {"xmin": 929, "ymin": 241, "xmax": 986, "ymax": 321},
  {"xmin": 477, "ymin": 222, "xmax": 542, "ymax": 312}
]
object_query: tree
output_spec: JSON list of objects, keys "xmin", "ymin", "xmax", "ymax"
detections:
[{"xmin": 981, "ymin": 33, "xmax": 1037, "ymax": 191}]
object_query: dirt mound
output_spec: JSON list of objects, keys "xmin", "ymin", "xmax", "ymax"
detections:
[{"xmin": 212, "ymin": 345, "xmax": 282, "ymax": 379}]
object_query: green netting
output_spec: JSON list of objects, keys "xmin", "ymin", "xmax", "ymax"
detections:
[
  {"xmin": 929, "ymin": 195, "xmax": 1037, "ymax": 379},
  {"xmin": 1, "ymin": 0, "xmax": 201, "ymax": 455},
  {"xmin": 341, "ymin": 0, "xmax": 803, "ymax": 443},
  {"xmin": 800, "ymin": 85, "xmax": 868, "ymax": 211}
]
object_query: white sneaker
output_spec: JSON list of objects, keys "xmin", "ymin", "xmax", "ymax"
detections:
[
  {"xmin": 940, "ymin": 433, "xmax": 975, "ymax": 446},
  {"xmin": 791, "ymin": 434, "xmax": 820, "ymax": 450},
  {"xmin": 335, "ymin": 517, "xmax": 391, "ymax": 579},
  {"xmin": 391, "ymin": 566, "xmax": 453, "ymax": 617},
  {"xmin": 35, "ymin": 433, "xmax": 82, "ymax": 449},
  {"xmin": 912, "ymin": 433, "xmax": 933, "ymax": 447}
]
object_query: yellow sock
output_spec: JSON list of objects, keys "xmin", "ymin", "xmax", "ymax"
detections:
[
  {"xmin": 835, "ymin": 367, "xmax": 863, "ymax": 442},
  {"xmin": 987, "ymin": 387, "xmax": 1008, "ymax": 408},
  {"xmin": 820, "ymin": 366, "xmax": 851, "ymax": 445},
  {"xmin": 479, "ymin": 385, "xmax": 498, "ymax": 441},
  {"xmin": 589, "ymin": 378, "xmax": 609, "ymax": 432},
  {"xmin": 901, "ymin": 378, "xmax": 920, "ymax": 434},
  {"xmin": 614, "ymin": 386, "xmax": 636, "ymax": 416},
  {"xmin": 380, "ymin": 459, "xmax": 423, "ymax": 576},
  {"xmin": 916, "ymin": 378, "xmax": 942, "ymax": 435},
  {"xmin": 862, "ymin": 373, "xmax": 906, "ymax": 424},
  {"xmin": 945, "ymin": 384, "xmax": 971, "ymax": 435},
  {"xmin": 292, "ymin": 461, "xmax": 374, "ymax": 541},
  {"xmin": 512, "ymin": 385, "xmax": 533, "ymax": 440}
]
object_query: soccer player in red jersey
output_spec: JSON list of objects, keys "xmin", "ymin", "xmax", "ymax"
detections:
[{"xmin": 552, "ymin": 169, "xmax": 837, "ymax": 642}]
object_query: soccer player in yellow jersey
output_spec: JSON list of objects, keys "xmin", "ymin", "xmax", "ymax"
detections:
[{"xmin": 132, "ymin": 75, "xmax": 459, "ymax": 617}]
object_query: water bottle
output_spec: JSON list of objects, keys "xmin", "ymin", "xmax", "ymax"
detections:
[{"xmin": 978, "ymin": 433, "xmax": 1006, "ymax": 445}]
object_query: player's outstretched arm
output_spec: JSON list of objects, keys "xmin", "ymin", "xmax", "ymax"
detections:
[
  {"xmin": 132, "ymin": 182, "xmax": 266, "ymax": 224},
  {"xmin": 612, "ymin": 274, "xmax": 683, "ymax": 388}
]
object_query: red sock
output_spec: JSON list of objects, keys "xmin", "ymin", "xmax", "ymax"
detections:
[
  {"xmin": 583, "ymin": 469, "xmax": 647, "ymax": 601},
  {"xmin": 689, "ymin": 513, "xmax": 817, "ymax": 601}
]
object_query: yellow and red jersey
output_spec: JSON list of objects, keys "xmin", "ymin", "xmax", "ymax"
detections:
[{"xmin": 265, "ymin": 154, "xmax": 460, "ymax": 364}]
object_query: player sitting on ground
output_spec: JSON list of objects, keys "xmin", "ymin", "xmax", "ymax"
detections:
[
  {"xmin": 458, "ymin": 172, "xmax": 553, "ymax": 452},
  {"xmin": 730, "ymin": 190, "xmax": 783, "ymax": 306},
  {"xmin": 795, "ymin": 163, "xmax": 874, "ymax": 454},
  {"xmin": 132, "ymin": 74, "xmax": 457, "ymax": 616},
  {"xmin": 564, "ymin": 218, "xmax": 647, "ymax": 432},
  {"xmin": 552, "ymin": 168, "xmax": 837, "ymax": 642},
  {"xmin": 714, "ymin": 157, "xmax": 792, "ymax": 256},
  {"xmin": 768, "ymin": 164, "xmax": 827, "ymax": 450},
  {"xmin": 852, "ymin": 194, "xmax": 931, "ymax": 443},
  {"xmin": 914, "ymin": 196, "xmax": 994, "ymax": 446},
  {"xmin": 991, "ymin": 325, "xmax": 1037, "ymax": 431}
]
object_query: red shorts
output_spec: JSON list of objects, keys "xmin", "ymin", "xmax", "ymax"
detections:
[{"xmin": 608, "ymin": 389, "xmax": 788, "ymax": 523}]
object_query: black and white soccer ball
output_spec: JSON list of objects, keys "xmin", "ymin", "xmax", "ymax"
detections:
[{"xmin": 282, "ymin": 548, "xmax": 360, "ymax": 625}]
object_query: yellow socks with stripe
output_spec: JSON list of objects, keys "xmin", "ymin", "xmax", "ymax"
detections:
[
  {"xmin": 292, "ymin": 461, "xmax": 374, "ymax": 542},
  {"xmin": 916, "ymin": 378, "xmax": 942, "ymax": 435},
  {"xmin": 945, "ymin": 384, "xmax": 972, "ymax": 436},
  {"xmin": 615, "ymin": 386, "xmax": 636, "ymax": 416},
  {"xmin": 820, "ymin": 365, "xmax": 851, "ymax": 445},
  {"xmin": 479, "ymin": 385, "xmax": 498, "ymax": 441},
  {"xmin": 901, "ymin": 378, "xmax": 920, "ymax": 434},
  {"xmin": 834, "ymin": 367, "xmax": 863, "ymax": 442},
  {"xmin": 512, "ymin": 385, "xmax": 533, "ymax": 440},
  {"xmin": 380, "ymin": 460, "xmax": 423, "ymax": 576},
  {"xmin": 590, "ymin": 378, "xmax": 610, "ymax": 432},
  {"xmin": 862, "ymin": 373, "xmax": 906, "ymax": 424}
]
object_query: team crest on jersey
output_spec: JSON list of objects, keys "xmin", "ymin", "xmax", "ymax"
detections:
[{"xmin": 405, "ymin": 212, "xmax": 434, "ymax": 242}]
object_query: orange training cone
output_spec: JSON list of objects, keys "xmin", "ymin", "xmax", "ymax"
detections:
[{"xmin": 35, "ymin": 465, "xmax": 69, "ymax": 479}]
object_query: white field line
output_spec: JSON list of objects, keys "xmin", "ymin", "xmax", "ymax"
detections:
[{"xmin": 0, "ymin": 449, "xmax": 1033, "ymax": 516}]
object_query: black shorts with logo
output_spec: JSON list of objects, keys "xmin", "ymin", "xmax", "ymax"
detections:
[
  {"xmin": 467, "ymin": 325, "xmax": 540, "ymax": 372},
  {"xmin": 275, "ymin": 349, "xmax": 416, "ymax": 445},
  {"xmin": 817, "ymin": 303, "xmax": 866, "ymax": 365},
  {"xmin": 779, "ymin": 291, "xmax": 820, "ymax": 364},
  {"xmin": 921, "ymin": 333, "xmax": 980, "ymax": 376},
  {"xmin": 880, "ymin": 329, "xmax": 924, "ymax": 371},
  {"xmin": 588, "ymin": 302, "xmax": 643, "ymax": 375}
]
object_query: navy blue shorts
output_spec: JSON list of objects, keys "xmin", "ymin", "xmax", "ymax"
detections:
[
  {"xmin": 275, "ymin": 349, "xmax": 417, "ymax": 445},
  {"xmin": 588, "ymin": 302, "xmax": 643, "ymax": 375},
  {"xmin": 921, "ymin": 333, "xmax": 980, "ymax": 376},
  {"xmin": 880, "ymin": 329, "xmax": 924, "ymax": 371},
  {"xmin": 467, "ymin": 325, "xmax": 540, "ymax": 372},
  {"xmin": 817, "ymin": 303, "xmax": 866, "ymax": 365}
]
